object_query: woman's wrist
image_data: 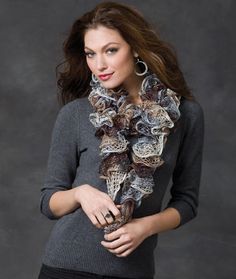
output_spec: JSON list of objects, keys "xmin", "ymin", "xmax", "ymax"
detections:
[
  {"xmin": 138, "ymin": 208, "xmax": 181, "ymax": 237},
  {"xmin": 74, "ymin": 184, "xmax": 89, "ymax": 204},
  {"xmin": 138, "ymin": 214, "xmax": 161, "ymax": 238}
]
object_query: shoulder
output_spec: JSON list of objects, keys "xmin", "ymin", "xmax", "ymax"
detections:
[
  {"xmin": 177, "ymin": 97, "xmax": 205, "ymax": 143},
  {"xmin": 56, "ymin": 97, "xmax": 88, "ymax": 122},
  {"xmin": 58, "ymin": 98, "xmax": 80, "ymax": 116},
  {"xmin": 51, "ymin": 99, "xmax": 81, "ymax": 131},
  {"xmin": 58, "ymin": 97, "xmax": 90, "ymax": 116},
  {"xmin": 179, "ymin": 97, "xmax": 204, "ymax": 128},
  {"xmin": 179, "ymin": 97, "xmax": 204, "ymax": 119}
]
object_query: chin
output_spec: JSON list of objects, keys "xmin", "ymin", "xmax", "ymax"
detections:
[{"xmin": 101, "ymin": 81, "xmax": 123, "ymax": 90}]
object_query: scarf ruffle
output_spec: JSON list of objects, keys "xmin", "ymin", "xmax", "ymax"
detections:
[{"xmin": 88, "ymin": 72, "xmax": 181, "ymax": 233}]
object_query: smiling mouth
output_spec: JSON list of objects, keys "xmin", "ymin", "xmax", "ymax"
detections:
[{"xmin": 98, "ymin": 73, "xmax": 114, "ymax": 81}]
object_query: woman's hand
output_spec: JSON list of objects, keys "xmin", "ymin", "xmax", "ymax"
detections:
[
  {"xmin": 74, "ymin": 184, "xmax": 121, "ymax": 229},
  {"xmin": 100, "ymin": 217, "xmax": 149, "ymax": 257}
]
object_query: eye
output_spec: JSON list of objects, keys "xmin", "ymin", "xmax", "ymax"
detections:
[
  {"xmin": 106, "ymin": 48, "xmax": 118, "ymax": 54},
  {"xmin": 84, "ymin": 52, "xmax": 94, "ymax": 58}
]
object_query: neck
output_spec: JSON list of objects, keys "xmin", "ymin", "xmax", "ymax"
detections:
[{"xmin": 123, "ymin": 74, "xmax": 144, "ymax": 105}]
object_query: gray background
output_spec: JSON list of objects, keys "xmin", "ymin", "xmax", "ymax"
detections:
[{"xmin": 0, "ymin": 0, "xmax": 235, "ymax": 278}]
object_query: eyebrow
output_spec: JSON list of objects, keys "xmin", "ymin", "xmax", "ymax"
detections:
[{"xmin": 84, "ymin": 42, "xmax": 120, "ymax": 51}]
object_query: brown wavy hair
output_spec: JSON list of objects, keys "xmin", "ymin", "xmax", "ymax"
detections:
[{"xmin": 56, "ymin": 1, "xmax": 194, "ymax": 106}]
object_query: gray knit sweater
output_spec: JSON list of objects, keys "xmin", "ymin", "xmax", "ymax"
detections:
[{"xmin": 39, "ymin": 96, "xmax": 204, "ymax": 278}]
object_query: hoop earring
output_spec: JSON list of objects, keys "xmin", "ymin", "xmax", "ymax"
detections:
[
  {"xmin": 92, "ymin": 73, "xmax": 99, "ymax": 83},
  {"xmin": 135, "ymin": 58, "xmax": 148, "ymax": 76}
]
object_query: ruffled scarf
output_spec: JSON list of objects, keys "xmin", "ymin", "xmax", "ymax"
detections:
[{"xmin": 88, "ymin": 72, "xmax": 181, "ymax": 233}]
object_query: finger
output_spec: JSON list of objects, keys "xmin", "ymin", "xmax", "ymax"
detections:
[
  {"xmin": 109, "ymin": 205, "xmax": 121, "ymax": 220},
  {"xmin": 101, "ymin": 238, "xmax": 121, "ymax": 249},
  {"xmin": 101, "ymin": 237, "xmax": 129, "ymax": 249},
  {"xmin": 101, "ymin": 211, "xmax": 113, "ymax": 224},
  {"xmin": 90, "ymin": 215, "xmax": 102, "ymax": 229},
  {"xmin": 96, "ymin": 212, "xmax": 108, "ymax": 227},
  {"xmin": 108, "ymin": 243, "xmax": 132, "ymax": 255},
  {"xmin": 104, "ymin": 227, "xmax": 124, "ymax": 241},
  {"xmin": 116, "ymin": 248, "xmax": 132, "ymax": 257}
]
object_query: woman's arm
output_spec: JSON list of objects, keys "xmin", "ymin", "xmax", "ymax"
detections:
[
  {"xmin": 137, "ymin": 207, "xmax": 181, "ymax": 237},
  {"xmin": 49, "ymin": 184, "xmax": 121, "ymax": 227},
  {"xmin": 164, "ymin": 100, "xmax": 205, "ymax": 228},
  {"xmin": 48, "ymin": 188, "xmax": 81, "ymax": 218},
  {"xmin": 40, "ymin": 102, "xmax": 80, "ymax": 220}
]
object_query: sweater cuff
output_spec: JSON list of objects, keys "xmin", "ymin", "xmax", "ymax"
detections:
[
  {"xmin": 39, "ymin": 189, "xmax": 61, "ymax": 220},
  {"xmin": 165, "ymin": 200, "xmax": 197, "ymax": 229}
]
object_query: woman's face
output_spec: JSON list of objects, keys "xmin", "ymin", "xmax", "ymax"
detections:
[{"xmin": 84, "ymin": 25, "xmax": 137, "ymax": 90}]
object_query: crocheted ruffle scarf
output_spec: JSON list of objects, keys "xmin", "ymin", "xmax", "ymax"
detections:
[{"xmin": 88, "ymin": 72, "xmax": 181, "ymax": 233}]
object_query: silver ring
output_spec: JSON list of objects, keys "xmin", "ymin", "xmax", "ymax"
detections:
[{"xmin": 104, "ymin": 212, "xmax": 112, "ymax": 219}]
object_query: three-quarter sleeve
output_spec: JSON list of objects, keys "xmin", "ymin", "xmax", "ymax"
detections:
[
  {"xmin": 39, "ymin": 101, "xmax": 80, "ymax": 220},
  {"xmin": 165, "ymin": 100, "xmax": 205, "ymax": 228}
]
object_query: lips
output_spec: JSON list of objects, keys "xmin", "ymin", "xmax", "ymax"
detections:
[{"xmin": 98, "ymin": 73, "xmax": 114, "ymax": 81}]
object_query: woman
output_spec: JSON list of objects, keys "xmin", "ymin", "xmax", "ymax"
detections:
[{"xmin": 38, "ymin": 1, "xmax": 204, "ymax": 279}]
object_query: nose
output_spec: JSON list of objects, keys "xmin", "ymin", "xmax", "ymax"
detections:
[{"xmin": 96, "ymin": 55, "xmax": 107, "ymax": 71}]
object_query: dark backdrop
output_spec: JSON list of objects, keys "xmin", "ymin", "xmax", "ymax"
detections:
[{"xmin": 1, "ymin": 1, "xmax": 235, "ymax": 278}]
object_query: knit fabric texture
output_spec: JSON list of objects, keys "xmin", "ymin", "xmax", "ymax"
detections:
[{"xmin": 39, "ymin": 96, "xmax": 204, "ymax": 279}]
